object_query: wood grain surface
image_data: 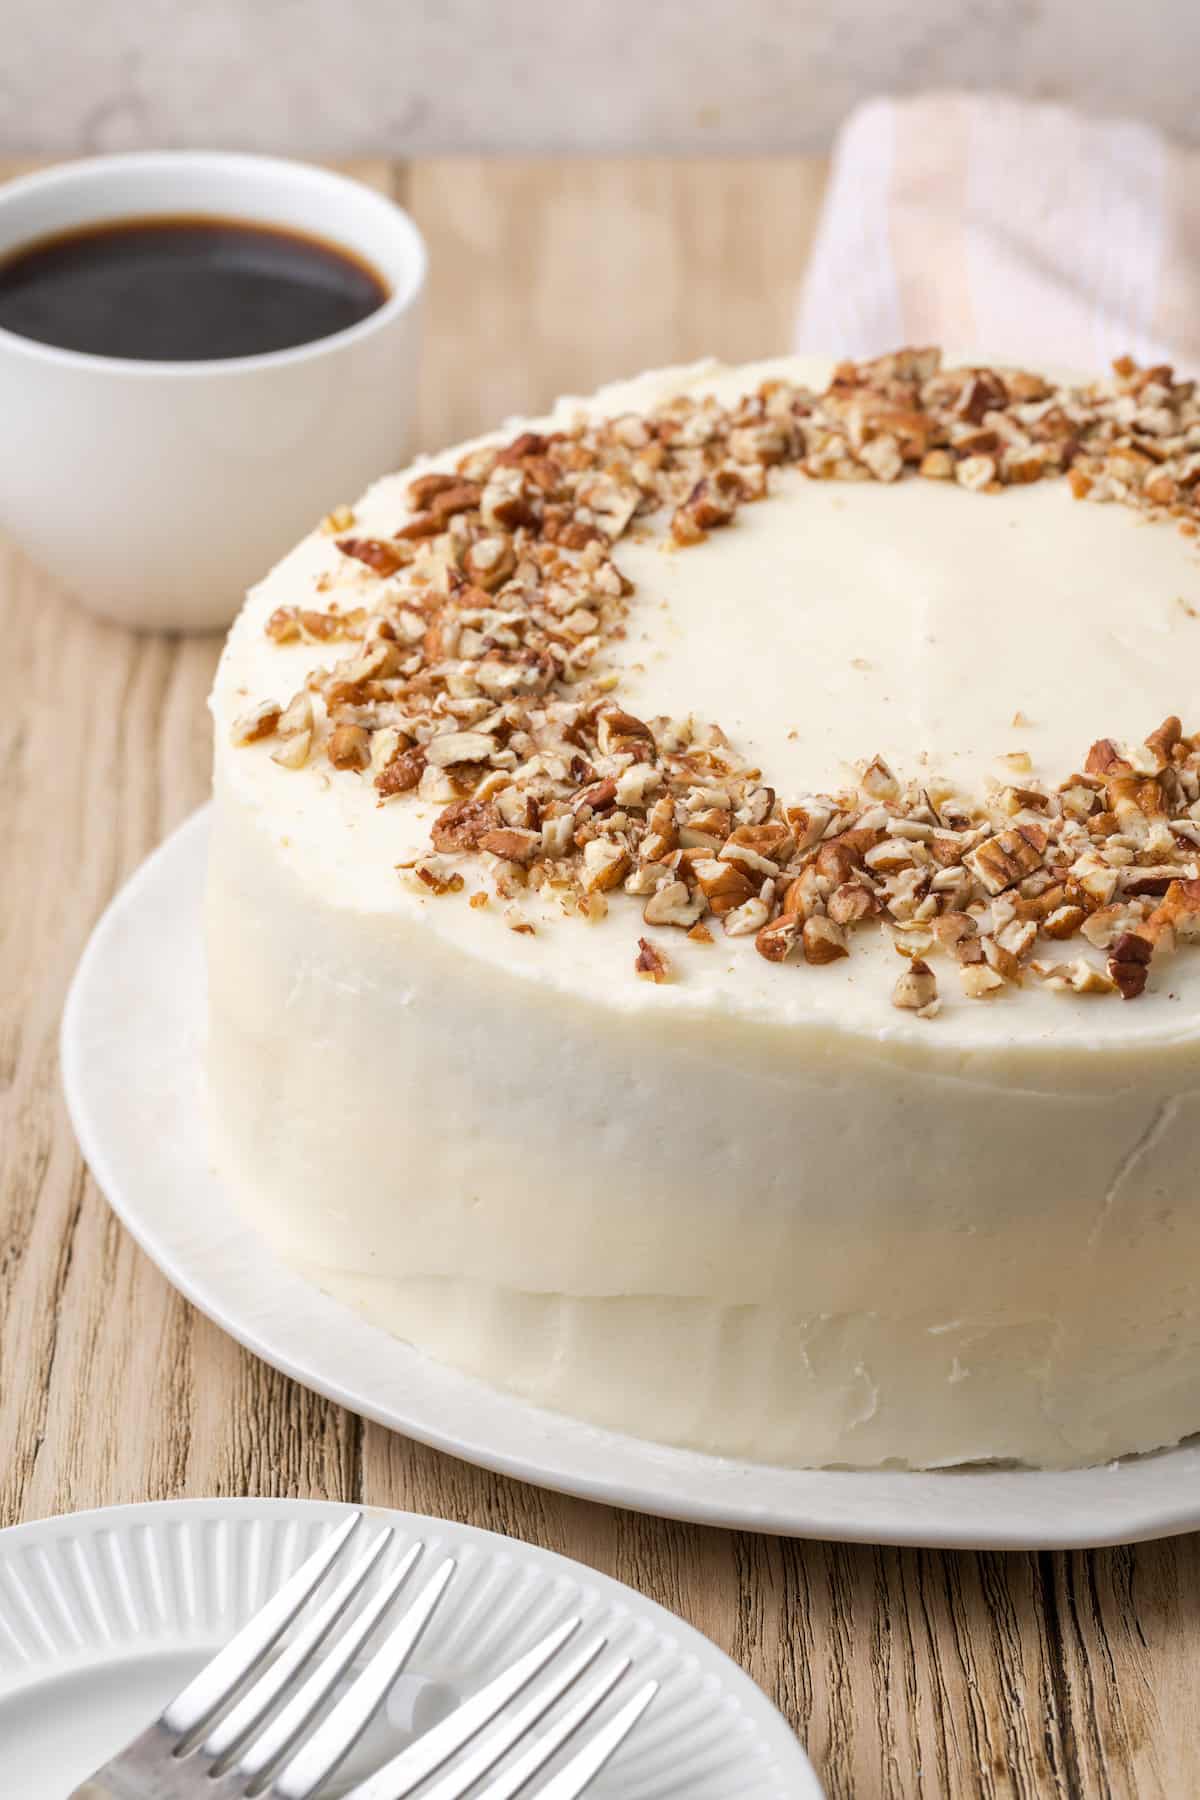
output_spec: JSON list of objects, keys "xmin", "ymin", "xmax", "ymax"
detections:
[{"xmin": 2, "ymin": 156, "xmax": 1197, "ymax": 1799}]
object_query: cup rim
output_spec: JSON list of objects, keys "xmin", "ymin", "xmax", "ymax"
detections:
[{"xmin": 0, "ymin": 149, "xmax": 427, "ymax": 378}]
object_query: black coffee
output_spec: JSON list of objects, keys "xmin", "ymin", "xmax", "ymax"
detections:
[{"xmin": 0, "ymin": 213, "xmax": 390, "ymax": 361}]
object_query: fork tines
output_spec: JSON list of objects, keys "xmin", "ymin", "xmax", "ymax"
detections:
[{"xmin": 75, "ymin": 1511, "xmax": 656, "ymax": 1800}]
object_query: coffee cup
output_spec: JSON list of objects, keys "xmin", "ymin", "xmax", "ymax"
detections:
[{"xmin": 0, "ymin": 152, "xmax": 426, "ymax": 632}]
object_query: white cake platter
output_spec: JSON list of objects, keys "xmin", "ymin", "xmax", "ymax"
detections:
[{"xmin": 62, "ymin": 808, "xmax": 1200, "ymax": 1550}]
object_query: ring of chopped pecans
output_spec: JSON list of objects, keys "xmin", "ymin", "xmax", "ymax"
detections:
[{"xmin": 233, "ymin": 349, "xmax": 1200, "ymax": 1014}]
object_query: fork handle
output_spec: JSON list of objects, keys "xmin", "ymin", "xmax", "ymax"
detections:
[{"xmin": 69, "ymin": 1722, "xmax": 187, "ymax": 1799}]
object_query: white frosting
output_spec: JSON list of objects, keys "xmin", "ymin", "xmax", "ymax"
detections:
[{"xmin": 207, "ymin": 354, "xmax": 1200, "ymax": 1468}]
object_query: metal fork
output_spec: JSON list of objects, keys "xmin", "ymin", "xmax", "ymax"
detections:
[{"xmin": 69, "ymin": 1512, "xmax": 657, "ymax": 1800}]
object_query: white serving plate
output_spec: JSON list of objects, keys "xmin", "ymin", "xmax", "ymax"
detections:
[
  {"xmin": 61, "ymin": 809, "xmax": 1200, "ymax": 1551},
  {"xmin": 0, "ymin": 1497, "xmax": 817, "ymax": 1796}
]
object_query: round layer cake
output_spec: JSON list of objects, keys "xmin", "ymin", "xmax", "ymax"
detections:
[{"xmin": 207, "ymin": 350, "xmax": 1200, "ymax": 1470}]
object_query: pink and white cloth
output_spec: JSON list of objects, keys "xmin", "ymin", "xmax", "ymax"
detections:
[{"xmin": 796, "ymin": 93, "xmax": 1200, "ymax": 374}]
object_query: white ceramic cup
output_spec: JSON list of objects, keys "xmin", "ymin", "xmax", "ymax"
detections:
[{"xmin": 0, "ymin": 152, "xmax": 426, "ymax": 632}]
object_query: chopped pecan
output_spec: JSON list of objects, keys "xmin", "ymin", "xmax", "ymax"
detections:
[
  {"xmin": 1108, "ymin": 931, "xmax": 1153, "ymax": 999},
  {"xmin": 277, "ymin": 692, "xmax": 313, "ymax": 737},
  {"xmin": 327, "ymin": 723, "xmax": 371, "ymax": 770},
  {"xmin": 410, "ymin": 855, "xmax": 464, "ymax": 897},
  {"xmin": 981, "ymin": 935, "xmax": 1023, "ymax": 984},
  {"xmin": 271, "ymin": 730, "xmax": 311, "ymax": 769},
  {"xmin": 1012, "ymin": 881, "xmax": 1068, "ymax": 923},
  {"xmin": 480, "ymin": 465, "xmax": 537, "ymax": 530},
  {"xmin": 581, "ymin": 838, "xmax": 631, "ymax": 892},
  {"xmin": 1146, "ymin": 715, "xmax": 1183, "ymax": 766},
  {"xmin": 1122, "ymin": 868, "xmax": 1179, "ymax": 898},
  {"xmin": 495, "ymin": 430, "xmax": 548, "ymax": 465},
  {"xmin": 635, "ymin": 937, "xmax": 672, "ymax": 982},
  {"xmin": 463, "ymin": 534, "xmax": 517, "ymax": 590},
  {"xmin": 723, "ymin": 893, "xmax": 772, "ymax": 937},
  {"xmin": 892, "ymin": 958, "xmax": 938, "ymax": 1012},
  {"xmin": 780, "ymin": 869, "xmax": 819, "ymax": 918},
  {"xmin": 956, "ymin": 369, "xmax": 1008, "ymax": 423},
  {"xmin": 670, "ymin": 470, "xmax": 744, "ymax": 544},
  {"xmin": 336, "ymin": 536, "xmax": 406, "ymax": 577},
  {"xmin": 859, "ymin": 434, "xmax": 904, "ymax": 482},
  {"xmin": 860, "ymin": 754, "xmax": 899, "ymax": 799},
  {"xmin": 801, "ymin": 915, "xmax": 849, "ymax": 964},
  {"xmin": 230, "ymin": 701, "xmax": 280, "ymax": 746},
  {"xmin": 960, "ymin": 963, "xmax": 1005, "ymax": 999},
  {"xmin": 395, "ymin": 510, "xmax": 444, "ymax": 541},
  {"xmin": 407, "ymin": 471, "xmax": 461, "ymax": 509},
  {"xmin": 955, "ymin": 454, "xmax": 996, "ymax": 491},
  {"xmin": 575, "ymin": 777, "xmax": 619, "ymax": 814},
  {"xmin": 755, "ymin": 913, "xmax": 801, "ymax": 963},
  {"xmin": 643, "ymin": 880, "xmax": 705, "ymax": 927},
  {"xmin": 479, "ymin": 826, "xmax": 541, "ymax": 864},
  {"xmin": 426, "ymin": 481, "xmax": 482, "ymax": 524},
  {"xmin": 1149, "ymin": 877, "xmax": 1200, "ymax": 938},
  {"xmin": 931, "ymin": 910, "xmax": 976, "ymax": 951},
  {"xmin": 577, "ymin": 472, "xmax": 640, "ymax": 539},
  {"xmin": 266, "ymin": 606, "xmax": 302, "ymax": 642},
  {"xmin": 1110, "ymin": 775, "xmax": 1166, "ymax": 823},
  {"xmin": 725, "ymin": 821, "xmax": 793, "ymax": 862},
  {"xmin": 1043, "ymin": 903, "xmax": 1087, "ymax": 940},
  {"xmin": 597, "ymin": 710, "xmax": 655, "ymax": 758},
  {"xmin": 555, "ymin": 519, "xmax": 605, "ymax": 551},
  {"xmin": 919, "ymin": 448, "xmax": 955, "ymax": 480},
  {"xmin": 1085, "ymin": 738, "xmax": 1133, "ymax": 778},
  {"xmin": 815, "ymin": 826, "xmax": 881, "ymax": 884},
  {"xmin": 784, "ymin": 803, "xmax": 832, "ymax": 852},
  {"xmin": 432, "ymin": 798, "xmax": 499, "ymax": 852},
  {"xmin": 375, "ymin": 746, "xmax": 426, "ymax": 796},
  {"xmin": 693, "ymin": 858, "xmax": 756, "ymax": 917},
  {"xmin": 427, "ymin": 730, "xmax": 498, "ymax": 767},
  {"xmin": 966, "ymin": 827, "xmax": 1044, "ymax": 895},
  {"xmin": 827, "ymin": 882, "xmax": 875, "ymax": 926},
  {"xmin": 1032, "ymin": 957, "xmax": 1116, "ymax": 994}
]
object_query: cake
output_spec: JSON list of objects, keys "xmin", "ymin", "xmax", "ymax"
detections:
[{"xmin": 207, "ymin": 349, "xmax": 1200, "ymax": 1470}]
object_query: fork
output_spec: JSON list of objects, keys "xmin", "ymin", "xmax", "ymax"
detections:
[{"xmin": 70, "ymin": 1511, "xmax": 657, "ymax": 1800}]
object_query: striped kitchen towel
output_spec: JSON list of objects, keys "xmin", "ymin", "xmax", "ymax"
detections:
[{"xmin": 796, "ymin": 93, "xmax": 1200, "ymax": 373}]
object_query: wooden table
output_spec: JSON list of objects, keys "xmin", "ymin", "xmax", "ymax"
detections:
[{"xmin": 2, "ymin": 157, "xmax": 1197, "ymax": 1799}]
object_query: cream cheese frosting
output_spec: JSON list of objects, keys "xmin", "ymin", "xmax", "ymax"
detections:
[{"xmin": 207, "ymin": 353, "xmax": 1200, "ymax": 1468}]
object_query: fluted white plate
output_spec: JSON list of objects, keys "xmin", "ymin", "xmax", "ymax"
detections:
[
  {"xmin": 0, "ymin": 1497, "xmax": 818, "ymax": 1797},
  {"xmin": 62, "ymin": 809, "xmax": 1200, "ymax": 1550}
]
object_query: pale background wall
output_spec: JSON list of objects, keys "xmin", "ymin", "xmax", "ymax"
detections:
[{"xmin": 3, "ymin": 0, "xmax": 1199, "ymax": 156}]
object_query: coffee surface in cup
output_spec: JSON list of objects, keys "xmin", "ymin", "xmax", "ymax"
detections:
[{"xmin": 0, "ymin": 214, "xmax": 389, "ymax": 360}]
